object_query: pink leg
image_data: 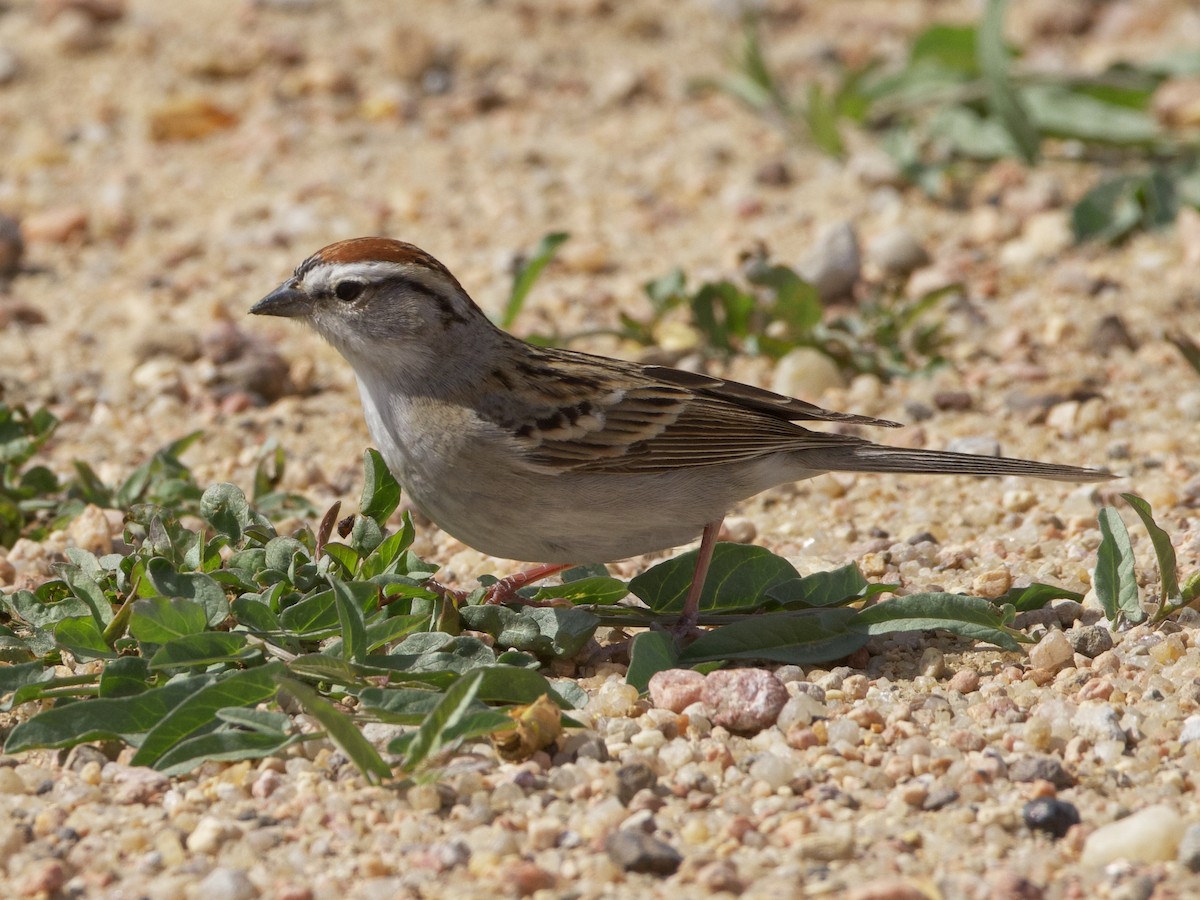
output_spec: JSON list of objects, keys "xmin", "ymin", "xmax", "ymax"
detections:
[
  {"xmin": 676, "ymin": 519, "xmax": 722, "ymax": 633},
  {"xmin": 483, "ymin": 563, "xmax": 572, "ymax": 605}
]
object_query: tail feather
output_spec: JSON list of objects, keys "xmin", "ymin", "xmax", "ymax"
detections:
[{"xmin": 820, "ymin": 443, "xmax": 1113, "ymax": 483}]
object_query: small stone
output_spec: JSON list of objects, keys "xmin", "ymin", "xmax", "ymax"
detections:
[
  {"xmin": 754, "ymin": 159, "xmax": 792, "ymax": 186},
  {"xmin": 0, "ymin": 214, "xmax": 22, "ymax": 279},
  {"xmin": 771, "ymin": 346, "xmax": 846, "ymax": 399},
  {"xmin": 186, "ymin": 816, "xmax": 236, "ymax": 854},
  {"xmin": 1071, "ymin": 703, "xmax": 1125, "ymax": 744},
  {"xmin": 196, "ymin": 867, "xmax": 259, "ymax": 900},
  {"xmin": 605, "ymin": 830, "xmax": 681, "ymax": 875},
  {"xmin": 21, "ymin": 206, "xmax": 88, "ymax": 244},
  {"xmin": 748, "ymin": 752, "xmax": 792, "ymax": 791},
  {"xmin": 0, "ymin": 767, "xmax": 26, "ymax": 794},
  {"xmin": 18, "ymin": 860, "xmax": 67, "ymax": 897},
  {"xmin": 1028, "ymin": 630, "xmax": 1074, "ymax": 672},
  {"xmin": 868, "ymin": 226, "xmax": 930, "ymax": 277},
  {"xmin": 590, "ymin": 679, "xmax": 639, "ymax": 717},
  {"xmin": 933, "ymin": 390, "xmax": 972, "ymax": 411},
  {"xmin": 407, "ymin": 783, "xmax": 445, "ymax": 812},
  {"xmin": 701, "ymin": 669, "xmax": 788, "ymax": 733},
  {"xmin": 1066, "ymin": 624, "xmax": 1113, "ymax": 658},
  {"xmin": 776, "ymin": 691, "xmax": 826, "ymax": 731},
  {"xmin": 0, "ymin": 47, "xmax": 20, "ymax": 85},
  {"xmin": 972, "ymin": 567, "xmax": 1012, "ymax": 599},
  {"xmin": 647, "ymin": 669, "xmax": 705, "ymax": 713},
  {"xmin": 948, "ymin": 669, "xmax": 980, "ymax": 694},
  {"xmin": 1091, "ymin": 314, "xmax": 1136, "ymax": 354},
  {"xmin": 799, "ymin": 220, "xmax": 861, "ymax": 302},
  {"xmin": 504, "ymin": 860, "xmax": 556, "ymax": 896},
  {"xmin": 922, "ymin": 786, "xmax": 959, "ymax": 811},
  {"xmin": 1177, "ymin": 823, "xmax": 1200, "ymax": 872},
  {"xmin": 1081, "ymin": 805, "xmax": 1184, "ymax": 866},
  {"xmin": 845, "ymin": 880, "xmax": 929, "ymax": 900},
  {"xmin": 615, "ymin": 762, "xmax": 656, "ymax": 805},
  {"xmin": 919, "ymin": 647, "xmax": 946, "ymax": 678},
  {"xmin": 66, "ymin": 504, "xmax": 113, "ymax": 555},
  {"xmin": 1008, "ymin": 755, "xmax": 1073, "ymax": 789},
  {"xmin": 720, "ymin": 517, "xmax": 757, "ymax": 544},
  {"xmin": 148, "ymin": 97, "xmax": 239, "ymax": 142},
  {"xmin": 793, "ymin": 823, "xmax": 855, "ymax": 861},
  {"xmin": 1023, "ymin": 797, "xmax": 1080, "ymax": 838},
  {"xmin": 696, "ymin": 859, "xmax": 742, "ymax": 893},
  {"xmin": 1179, "ymin": 715, "xmax": 1200, "ymax": 745},
  {"xmin": 52, "ymin": 8, "xmax": 107, "ymax": 53},
  {"xmin": 215, "ymin": 351, "xmax": 293, "ymax": 405},
  {"xmin": 987, "ymin": 870, "xmax": 1045, "ymax": 900},
  {"xmin": 944, "ymin": 436, "xmax": 1002, "ymax": 458}
]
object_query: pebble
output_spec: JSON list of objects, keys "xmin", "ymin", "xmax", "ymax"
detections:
[
  {"xmin": 187, "ymin": 816, "xmax": 236, "ymax": 854},
  {"xmin": 1022, "ymin": 798, "xmax": 1080, "ymax": 838},
  {"xmin": 65, "ymin": 503, "xmax": 113, "ymax": 555},
  {"xmin": 615, "ymin": 762, "xmax": 656, "ymax": 805},
  {"xmin": 700, "ymin": 669, "xmax": 788, "ymax": 734},
  {"xmin": 647, "ymin": 669, "xmax": 704, "ymax": 713},
  {"xmin": 604, "ymin": 830, "xmax": 681, "ymax": 875},
  {"xmin": 1067, "ymin": 624, "xmax": 1113, "ymax": 658},
  {"xmin": 0, "ymin": 214, "xmax": 22, "ymax": 279},
  {"xmin": 1009, "ymin": 755, "xmax": 1073, "ymax": 789},
  {"xmin": 1177, "ymin": 823, "xmax": 1200, "ymax": 872},
  {"xmin": 845, "ymin": 880, "xmax": 930, "ymax": 900},
  {"xmin": 867, "ymin": 226, "xmax": 930, "ymax": 277},
  {"xmin": 799, "ymin": 220, "xmax": 861, "ymax": 302},
  {"xmin": 1028, "ymin": 630, "xmax": 1074, "ymax": 672},
  {"xmin": 1081, "ymin": 805, "xmax": 1184, "ymax": 866},
  {"xmin": 947, "ymin": 668, "xmax": 980, "ymax": 694},
  {"xmin": 21, "ymin": 206, "xmax": 88, "ymax": 244},
  {"xmin": 196, "ymin": 867, "xmax": 259, "ymax": 900},
  {"xmin": 1071, "ymin": 703, "xmax": 1126, "ymax": 744},
  {"xmin": 770, "ymin": 346, "xmax": 846, "ymax": 399},
  {"xmin": 0, "ymin": 46, "xmax": 19, "ymax": 85},
  {"xmin": 1179, "ymin": 715, "xmax": 1200, "ymax": 745}
]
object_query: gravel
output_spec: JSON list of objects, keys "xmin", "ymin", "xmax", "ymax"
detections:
[{"xmin": 2, "ymin": 0, "xmax": 1199, "ymax": 897}]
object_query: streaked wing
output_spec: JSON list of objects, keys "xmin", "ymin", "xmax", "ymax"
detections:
[{"xmin": 478, "ymin": 346, "xmax": 870, "ymax": 474}]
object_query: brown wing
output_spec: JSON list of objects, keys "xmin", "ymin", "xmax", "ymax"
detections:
[{"xmin": 477, "ymin": 345, "xmax": 881, "ymax": 474}]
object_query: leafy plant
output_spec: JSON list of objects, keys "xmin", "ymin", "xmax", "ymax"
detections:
[
  {"xmin": 713, "ymin": 1, "xmax": 1200, "ymax": 242},
  {"xmin": 509, "ymin": 236, "xmax": 948, "ymax": 380},
  {"xmin": 1094, "ymin": 493, "xmax": 1200, "ymax": 627},
  {"xmin": 0, "ymin": 426, "xmax": 1146, "ymax": 781}
]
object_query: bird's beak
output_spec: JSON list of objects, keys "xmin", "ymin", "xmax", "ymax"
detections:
[{"xmin": 249, "ymin": 282, "xmax": 310, "ymax": 318}]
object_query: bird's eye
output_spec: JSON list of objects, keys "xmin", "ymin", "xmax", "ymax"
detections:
[{"xmin": 334, "ymin": 281, "xmax": 365, "ymax": 302}]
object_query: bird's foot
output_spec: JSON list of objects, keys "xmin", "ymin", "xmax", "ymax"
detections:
[{"xmin": 481, "ymin": 563, "xmax": 573, "ymax": 606}]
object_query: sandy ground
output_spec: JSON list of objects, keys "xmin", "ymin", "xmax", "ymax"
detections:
[{"xmin": 2, "ymin": 0, "xmax": 1200, "ymax": 897}]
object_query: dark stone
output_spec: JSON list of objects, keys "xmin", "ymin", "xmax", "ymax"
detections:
[
  {"xmin": 616, "ymin": 762, "xmax": 657, "ymax": 805},
  {"xmin": 605, "ymin": 829, "xmax": 682, "ymax": 875},
  {"xmin": 1022, "ymin": 797, "xmax": 1080, "ymax": 838}
]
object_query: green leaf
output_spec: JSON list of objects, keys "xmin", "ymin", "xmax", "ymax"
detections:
[
  {"xmin": 131, "ymin": 663, "xmax": 283, "ymax": 767},
  {"xmin": 0, "ymin": 661, "xmax": 57, "ymax": 704},
  {"xmin": 1121, "ymin": 494, "xmax": 1181, "ymax": 606},
  {"xmin": 129, "ymin": 596, "xmax": 208, "ymax": 643},
  {"xmin": 531, "ymin": 575, "xmax": 629, "ymax": 606},
  {"xmin": 400, "ymin": 669, "xmax": 487, "ymax": 771},
  {"xmin": 55, "ymin": 615, "xmax": 117, "ymax": 660},
  {"xmin": 630, "ymin": 544, "xmax": 800, "ymax": 615},
  {"xmin": 1072, "ymin": 171, "xmax": 1177, "ymax": 244},
  {"xmin": 853, "ymin": 593, "xmax": 1027, "ymax": 651},
  {"xmin": 277, "ymin": 676, "xmax": 392, "ymax": 782},
  {"xmin": 766, "ymin": 563, "xmax": 888, "ymax": 609},
  {"xmin": 199, "ymin": 482, "xmax": 253, "ymax": 543},
  {"xmin": 458, "ymin": 605, "xmax": 598, "ymax": 658},
  {"xmin": 331, "ymin": 577, "xmax": 369, "ymax": 663},
  {"xmin": 625, "ymin": 632, "xmax": 680, "ymax": 693},
  {"xmin": 1095, "ymin": 507, "xmax": 1143, "ymax": 625},
  {"xmin": 154, "ymin": 729, "xmax": 302, "ymax": 777},
  {"xmin": 909, "ymin": 24, "xmax": 979, "ymax": 74},
  {"xmin": 5, "ymin": 675, "xmax": 214, "ymax": 752},
  {"xmin": 148, "ymin": 632, "xmax": 255, "ymax": 670},
  {"xmin": 98, "ymin": 656, "xmax": 151, "ymax": 698},
  {"xmin": 61, "ymin": 568, "xmax": 114, "ymax": 627},
  {"xmin": 977, "ymin": 0, "xmax": 1040, "ymax": 164},
  {"xmin": 144, "ymin": 557, "xmax": 228, "ymax": 626},
  {"xmin": 500, "ymin": 232, "xmax": 570, "ymax": 329},
  {"xmin": 1022, "ymin": 84, "xmax": 1158, "ymax": 146},
  {"xmin": 279, "ymin": 589, "xmax": 338, "ymax": 636},
  {"xmin": 359, "ymin": 449, "xmax": 401, "ymax": 524},
  {"xmin": 998, "ymin": 582, "xmax": 1084, "ymax": 613},
  {"xmin": 680, "ymin": 609, "xmax": 866, "ymax": 665}
]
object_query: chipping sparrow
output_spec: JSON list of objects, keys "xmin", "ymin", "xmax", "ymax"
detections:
[{"xmin": 251, "ymin": 237, "xmax": 1112, "ymax": 629}]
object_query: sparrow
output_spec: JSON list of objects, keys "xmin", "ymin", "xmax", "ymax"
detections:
[{"xmin": 251, "ymin": 237, "xmax": 1112, "ymax": 629}]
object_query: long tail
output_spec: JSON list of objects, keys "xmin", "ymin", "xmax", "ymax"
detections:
[{"xmin": 817, "ymin": 443, "xmax": 1113, "ymax": 483}]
